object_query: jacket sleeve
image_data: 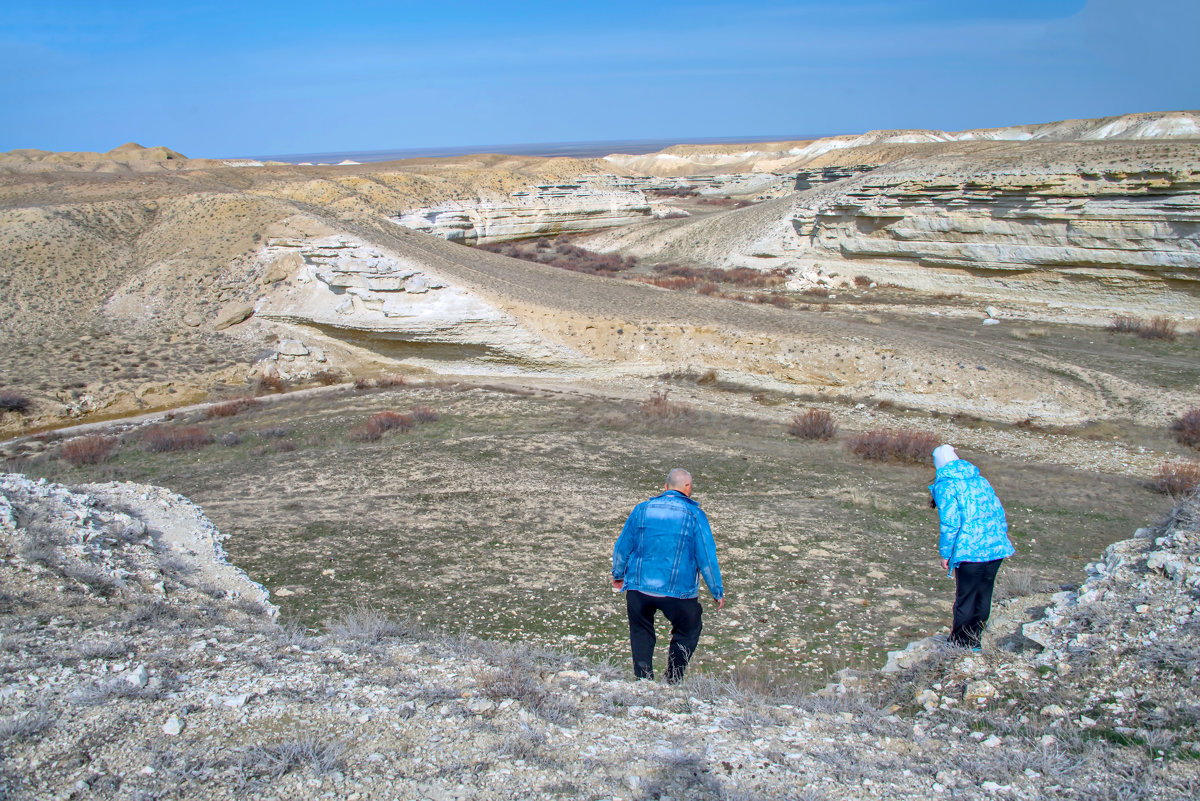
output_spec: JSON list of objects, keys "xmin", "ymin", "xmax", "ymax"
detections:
[
  {"xmin": 933, "ymin": 480, "xmax": 963, "ymax": 563},
  {"xmin": 693, "ymin": 508, "xmax": 724, "ymax": 599},
  {"xmin": 612, "ymin": 505, "xmax": 640, "ymax": 581}
]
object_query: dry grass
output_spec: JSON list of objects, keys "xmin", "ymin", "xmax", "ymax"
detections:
[
  {"xmin": 1108, "ymin": 315, "xmax": 1178, "ymax": 341},
  {"xmin": 60, "ymin": 435, "xmax": 117, "ymax": 466},
  {"xmin": 0, "ymin": 390, "xmax": 31, "ymax": 414},
  {"xmin": 1171, "ymin": 408, "xmax": 1200, "ymax": 449},
  {"xmin": 1152, "ymin": 461, "xmax": 1200, "ymax": 497},
  {"xmin": 847, "ymin": 429, "xmax": 939, "ymax": 464},
  {"xmin": 640, "ymin": 391, "xmax": 694, "ymax": 420},
  {"xmin": 787, "ymin": 409, "xmax": 838, "ymax": 440},
  {"xmin": 410, "ymin": 405, "xmax": 440, "ymax": 423},
  {"xmin": 311, "ymin": 370, "xmax": 344, "ymax": 386},
  {"xmin": 141, "ymin": 426, "xmax": 214, "ymax": 453}
]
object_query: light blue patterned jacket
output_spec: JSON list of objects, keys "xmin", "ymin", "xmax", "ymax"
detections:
[
  {"xmin": 930, "ymin": 459, "xmax": 1013, "ymax": 575},
  {"xmin": 612, "ymin": 490, "xmax": 724, "ymax": 600}
]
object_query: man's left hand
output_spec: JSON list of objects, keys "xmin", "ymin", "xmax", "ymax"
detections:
[
  {"xmin": 715, "ymin": 597, "xmax": 725, "ymax": 611},
  {"xmin": 940, "ymin": 558, "xmax": 950, "ymax": 572},
  {"xmin": 612, "ymin": 578, "xmax": 624, "ymax": 590}
]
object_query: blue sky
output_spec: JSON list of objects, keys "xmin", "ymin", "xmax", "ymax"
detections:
[{"xmin": 2, "ymin": 0, "xmax": 1197, "ymax": 157}]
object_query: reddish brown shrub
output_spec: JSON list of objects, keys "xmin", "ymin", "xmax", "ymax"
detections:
[
  {"xmin": 354, "ymin": 377, "xmax": 374, "ymax": 391},
  {"xmin": 853, "ymin": 275, "xmax": 872, "ymax": 288},
  {"xmin": 60, "ymin": 435, "xmax": 117, "ymax": 466},
  {"xmin": 1108, "ymin": 315, "xmax": 1178, "ymax": 341},
  {"xmin": 640, "ymin": 391, "xmax": 693, "ymax": 420},
  {"xmin": 1153, "ymin": 461, "xmax": 1200, "ymax": 497},
  {"xmin": 480, "ymin": 237, "xmax": 636, "ymax": 277},
  {"xmin": 1172, "ymin": 408, "xmax": 1200, "ymax": 449},
  {"xmin": 787, "ymin": 409, "xmax": 837, "ymax": 440},
  {"xmin": 376, "ymin": 374, "xmax": 407, "ymax": 388},
  {"xmin": 205, "ymin": 397, "xmax": 260, "ymax": 418},
  {"xmin": 847, "ymin": 428, "xmax": 939, "ymax": 464},
  {"xmin": 255, "ymin": 374, "xmax": 287, "ymax": 394},
  {"xmin": 142, "ymin": 426, "xmax": 214, "ymax": 453},
  {"xmin": 353, "ymin": 411, "xmax": 415, "ymax": 442}
]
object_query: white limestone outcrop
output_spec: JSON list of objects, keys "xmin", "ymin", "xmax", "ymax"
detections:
[
  {"xmin": 250, "ymin": 233, "xmax": 578, "ymax": 372},
  {"xmin": 394, "ymin": 176, "xmax": 674, "ymax": 243}
]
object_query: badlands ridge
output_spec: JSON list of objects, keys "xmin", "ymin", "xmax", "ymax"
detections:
[{"xmin": 1, "ymin": 110, "xmax": 1198, "ymax": 442}]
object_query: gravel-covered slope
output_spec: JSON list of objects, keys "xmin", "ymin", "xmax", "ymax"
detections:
[{"xmin": 3, "ymin": 474, "xmax": 1199, "ymax": 799}]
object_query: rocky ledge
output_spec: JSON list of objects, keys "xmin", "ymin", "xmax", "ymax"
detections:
[{"xmin": 2, "ymin": 473, "xmax": 1198, "ymax": 800}]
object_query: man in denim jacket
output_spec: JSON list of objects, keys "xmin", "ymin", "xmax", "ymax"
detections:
[{"xmin": 612, "ymin": 468, "xmax": 724, "ymax": 682}]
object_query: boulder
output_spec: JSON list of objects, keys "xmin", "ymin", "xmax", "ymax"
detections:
[
  {"xmin": 263, "ymin": 251, "xmax": 302, "ymax": 284},
  {"xmin": 213, "ymin": 302, "xmax": 253, "ymax": 330},
  {"xmin": 277, "ymin": 340, "xmax": 309, "ymax": 357}
]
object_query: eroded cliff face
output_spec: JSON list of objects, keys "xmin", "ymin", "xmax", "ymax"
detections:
[
  {"xmin": 790, "ymin": 157, "xmax": 1198, "ymax": 272},
  {"xmin": 592, "ymin": 140, "xmax": 1200, "ymax": 318},
  {"xmin": 393, "ymin": 177, "xmax": 666, "ymax": 243}
]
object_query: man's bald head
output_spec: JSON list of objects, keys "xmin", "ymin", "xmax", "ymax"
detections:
[{"xmin": 665, "ymin": 468, "xmax": 693, "ymax": 496}]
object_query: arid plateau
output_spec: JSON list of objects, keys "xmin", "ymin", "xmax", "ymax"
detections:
[{"xmin": 2, "ymin": 111, "xmax": 1199, "ymax": 799}]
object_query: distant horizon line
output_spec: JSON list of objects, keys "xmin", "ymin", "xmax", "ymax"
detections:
[{"xmin": 237, "ymin": 134, "xmax": 838, "ymax": 164}]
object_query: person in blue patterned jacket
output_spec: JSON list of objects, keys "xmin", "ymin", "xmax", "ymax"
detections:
[
  {"xmin": 612, "ymin": 468, "xmax": 724, "ymax": 682},
  {"xmin": 929, "ymin": 444, "xmax": 1014, "ymax": 650}
]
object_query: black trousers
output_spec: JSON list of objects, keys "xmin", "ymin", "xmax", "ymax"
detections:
[
  {"xmin": 625, "ymin": 590, "xmax": 703, "ymax": 682},
  {"xmin": 951, "ymin": 558, "xmax": 1004, "ymax": 648}
]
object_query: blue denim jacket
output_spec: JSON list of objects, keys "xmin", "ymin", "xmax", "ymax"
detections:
[
  {"xmin": 930, "ymin": 459, "xmax": 1014, "ymax": 575},
  {"xmin": 612, "ymin": 490, "xmax": 724, "ymax": 600}
]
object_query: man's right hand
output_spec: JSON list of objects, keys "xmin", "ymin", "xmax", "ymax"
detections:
[
  {"xmin": 612, "ymin": 579, "xmax": 624, "ymax": 590},
  {"xmin": 715, "ymin": 597, "xmax": 725, "ymax": 611}
]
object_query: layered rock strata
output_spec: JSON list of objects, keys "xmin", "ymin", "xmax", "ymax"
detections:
[
  {"xmin": 250, "ymin": 225, "xmax": 579, "ymax": 373},
  {"xmin": 394, "ymin": 176, "xmax": 669, "ymax": 243}
]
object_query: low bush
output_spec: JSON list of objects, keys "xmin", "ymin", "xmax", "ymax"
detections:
[
  {"xmin": 847, "ymin": 428, "xmax": 939, "ymax": 464},
  {"xmin": 205, "ymin": 397, "xmax": 260, "ymax": 418},
  {"xmin": 255, "ymin": 374, "xmax": 287, "ymax": 394},
  {"xmin": 353, "ymin": 377, "xmax": 374, "ymax": 391},
  {"xmin": 1152, "ymin": 461, "xmax": 1200, "ymax": 497},
  {"xmin": 787, "ymin": 409, "xmax": 838, "ymax": 440},
  {"xmin": 480, "ymin": 236, "xmax": 637, "ymax": 277},
  {"xmin": 352, "ymin": 411, "xmax": 414, "ymax": 441},
  {"xmin": 311, "ymin": 370, "xmax": 344, "ymax": 386},
  {"xmin": 1171, "ymin": 408, "xmax": 1200, "ymax": 449},
  {"xmin": 142, "ymin": 426, "xmax": 214, "ymax": 453},
  {"xmin": 241, "ymin": 735, "xmax": 346, "ymax": 780},
  {"xmin": 60, "ymin": 435, "xmax": 117, "ymax": 466},
  {"xmin": 640, "ymin": 391, "xmax": 693, "ymax": 420},
  {"xmin": 0, "ymin": 391, "xmax": 31, "ymax": 415},
  {"xmin": 1108, "ymin": 315, "xmax": 1178, "ymax": 341}
]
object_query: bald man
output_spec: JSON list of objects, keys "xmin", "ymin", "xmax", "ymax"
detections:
[{"xmin": 611, "ymin": 468, "xmax": 725, "ymax": 682}]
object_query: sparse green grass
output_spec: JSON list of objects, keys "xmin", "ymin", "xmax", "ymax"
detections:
[{"xmin": 10, "ymin": 384, "xmax": 1168, "ymax": 685}]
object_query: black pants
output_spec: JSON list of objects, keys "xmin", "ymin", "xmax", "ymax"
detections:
[
  {"xmin": 951, "ymin": 558, "xmax": 1004, "ymax": 648},
  {"xmin": 625, "ymin": 590, "xmax": 703, "ymax": 682}
]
